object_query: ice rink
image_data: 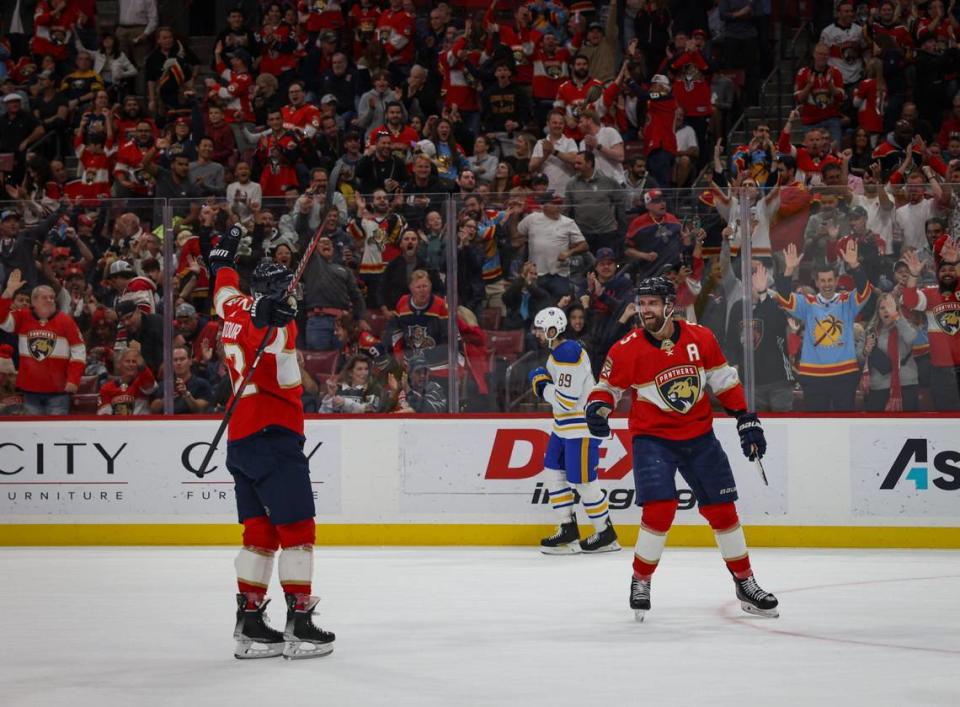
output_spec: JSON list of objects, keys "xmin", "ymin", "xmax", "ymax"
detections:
[{"xmin": 2, "ymin": 546, "xmax": 958, "ymax": 707}]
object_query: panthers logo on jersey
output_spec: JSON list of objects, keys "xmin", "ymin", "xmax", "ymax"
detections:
[
  {"xmin": 406, "ymin": 325, "xmax": 436, "ymax": 351},
  {"xmin": 27, "ymin": 330, "xmax": 56, "ymax": 361},
  {"xmin": 933, "ymin": 301, "xmax": 960, "ymax": 336},
  {"xmin": 654, "ymin": 364, "xmax": 702, "ymax": 414}
]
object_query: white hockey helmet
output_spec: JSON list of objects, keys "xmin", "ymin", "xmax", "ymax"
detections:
[{"xmin": 533, "ymin": 307, "xmax": 567, "ymax": 342}]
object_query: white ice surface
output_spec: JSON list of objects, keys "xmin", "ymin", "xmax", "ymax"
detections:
[{"xmin": 1, "ymin": 547, "xmax": 958, "ymax": 707}]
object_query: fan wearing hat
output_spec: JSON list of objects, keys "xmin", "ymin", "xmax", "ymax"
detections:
[
  {"xmin": 115, "ymin": 298, "xmax": 165, "ymax": 374},
  {"xmin": 574, "ymin": 0, "xmax": 620, "ymax": 82},
  {"xmin": 835, "ymin": 206, "xmax": 886, "ymax": 284},
  {"xmin": 624, "ymin": 189, "xmax": 683, "ymax": 280},
  {"xmin": 398, "ymin": 355, "xmax": 447, "ymax": 413},
  {"xmin": 516, "ymin": 192, "xmax": 588, "ymax": 299},
  {"xmin": 0, "ymin": 92, "xmax": 44, "ymax": 184},
  {"xmin": 633, "ymin": 74, "xmax": 678, "ymax": 189},
  {"xmin": 0, "ymin": 269, "xmax": 86, "ymax": 415},
  {"xmin": 100, "ymin": 259, "xmax": 136, "ymax": 309},
  {"xmin": 206, "ymin": 49, "xmax": 255, "ymax": 124}
]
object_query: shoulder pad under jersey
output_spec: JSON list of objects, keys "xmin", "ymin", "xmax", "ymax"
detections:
[{"xmin": 551, "ymin": 339, "xmax": 583, "ymax": 364}]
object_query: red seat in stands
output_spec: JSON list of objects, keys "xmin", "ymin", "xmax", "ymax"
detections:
[
  {"xmin": 300, "ymin": 350, "xmax": 339, "ymax": 381},
  {"xmin": 485, "ymin": 329, "xmax": 524, "ymax": 363},
  {"xmin": 71, "ymin": 393, "xmax": 100, "ymax": 415}
]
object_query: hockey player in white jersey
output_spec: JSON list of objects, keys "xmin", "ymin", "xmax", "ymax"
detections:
[{"xmin": 528, "ymin": 307, "xmax": 620, "ymax": 554}]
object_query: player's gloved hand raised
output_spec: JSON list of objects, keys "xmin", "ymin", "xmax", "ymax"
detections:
[
  {"xmin": 736, "ymin": 412, "xmax": 766, "ymax": 461},
  {"xmin": 528, "ymin": 367, "xmax": 552, "ymax": 399},
  {"xmin": 585, "ymin": 400, "xmax": 612, "ymax": 437},
  {"xmin": 251, "ymin": 293, "xmax": 298, "ymax": 329},
  {"xmin": 207, "ymin": 224, "xmax": 244, "ymax": 276}
]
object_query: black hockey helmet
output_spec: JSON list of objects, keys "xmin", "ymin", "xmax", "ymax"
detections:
[
  {"xmin": 251, "ymin": 260, "xmax": 294, "ymax": 298},
  {"xmin": 636, "ymin": 276, "xmax": 676, "ymax": 303}
]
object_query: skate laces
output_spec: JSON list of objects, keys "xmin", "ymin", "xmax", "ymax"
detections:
[
  {"xmin": 740, "ymin": 576, "xmax": 767, "ymax": 599},
  {"xmin": 631, "ymin": 578, "xmax": 650, "ymax": 600}
]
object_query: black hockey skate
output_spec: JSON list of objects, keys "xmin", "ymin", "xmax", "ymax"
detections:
[
  {"xmin": 540, "ymin": 517, "xmax": 581, "ymax": 555},
  {"xmin": 283, "ymin": 593, "xmax": 336, "ymax": 660},
  {"xmin": 580, "ymin": 519, "xmax": 621, "ymax": 553},
  {"xmin": 234, "ymin": 594, "xmax": 285, "ymax": 659},
  {"xmin": 734, "ymin": 575, "xmax": 779, "ymax": 618},
  {"xmin": 630, "ymin": 576, "xmax": 651, "ymax": 622}
]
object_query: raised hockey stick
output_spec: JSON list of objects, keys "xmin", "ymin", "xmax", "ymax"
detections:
[{"xmin": 192, "ymin": 227, "xmax": 326, "ymax": 478}]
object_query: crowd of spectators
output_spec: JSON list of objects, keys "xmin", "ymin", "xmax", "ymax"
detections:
[{"xmin": 0, "ymin": 0, "xmax": 958, "ymax": 417}]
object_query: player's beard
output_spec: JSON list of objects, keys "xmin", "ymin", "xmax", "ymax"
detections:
[{"xmin": 640, "ymin": 312, "xmax": 665, "ymax": 333}]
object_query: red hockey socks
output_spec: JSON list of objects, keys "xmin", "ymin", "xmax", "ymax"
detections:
[
  {"xmin": 633, "ymin": 500, "xmax": 678, "ymax": 578},
  {"xmin": 277, "ymin": 518, "xmax": 316, "ymax": 601},
  {"xmin": 236, "ymin": 516, "xmax": 280, "ymax": 607},
  {"xmin": 700, "ymin": 502, "xmax": 752, "ymax": 579}
]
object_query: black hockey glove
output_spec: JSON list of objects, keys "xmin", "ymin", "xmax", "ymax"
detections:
[
  {"xmin": 251, "ymin": 293, "xmax": 298, "ymax": 329},
  {"xmin": 736, "ymin": 412, "xmax": 766, "ymax": 461},
  {"xmin": 207, "ymin": 224, "xmax": 244, "ymax": 276},
  {"xmin": 585, "ymin": 400, "xmax": 613, "ymax": 437},
  {"xmin": 528, "ymin": 367, "xmax": 552, "ymax": 399}
]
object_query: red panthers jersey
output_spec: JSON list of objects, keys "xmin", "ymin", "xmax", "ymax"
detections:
[
  {"xmin": 97, "ymin": 368, "xmax": 157, "ymax": 415},
  {"xmin": 214, "ymin": 268, "xmax": 303, "ymax": 441},
  {"xmin": 589, "ymin": 321, "xmax": 746, "ymax": 441}
]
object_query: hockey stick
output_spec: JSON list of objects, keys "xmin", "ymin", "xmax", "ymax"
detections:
[
  {"xmin": 753, "ymin": 451, "xmax": 769, "ymax": 486},
  {"xmin": 192, "ymin": 227, "xmax": 326, "ymax": 478}
]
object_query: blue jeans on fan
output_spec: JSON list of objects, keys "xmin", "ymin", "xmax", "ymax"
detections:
[
  {"xmin": 23, "ymin": 392, "xmax": 71, "ymax": 416},
  {"xmin": 305, "ymin": 314, "xmax": 340, "ymax": 351}
]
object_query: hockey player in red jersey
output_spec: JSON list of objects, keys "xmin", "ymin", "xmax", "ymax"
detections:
[
  {"xmin": 585, "ymin": 277, "xmax": 778, "ymax": 621},
  {"xmin": 207, "ymin": 227, "xmax": 335, "ymax": 660}
]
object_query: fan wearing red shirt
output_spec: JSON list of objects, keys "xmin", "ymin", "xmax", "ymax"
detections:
[
  {"xmin": 349, "ymin": 0, "xmax": 381, "ymax": 61},
  {"xmin": 793, "ymin": 43, "xmax": 845, "ymax": 146},
  {"xmin": 367, "ymin": 102, "xmax": 420, "ymax": 158},
  {"xmin": 113, "ymin": 121, "xmax": 156, "ymax": 197},
  {"xmin": 443, "ymin": 32, "xmax": 489, "ymax": 114},
  {"xmin": 206, "ymin": 227, "xmax": 335, "ymax": 660},
  {"xmin": 298, "ymin": 0, "xmax": 345, "ymax": 35},
  {"xmin": 282, "ymin": 81, "xmax": 323, "ymax": 140},
  {"xmin": 97, "ymin": 348, "xmax": 157, "ymax": 415},
  {"xmin": 555, "ymin": 55, "xmax": 603, "ymax": 138},
  {"xmin": 0, "ymin": 270, "xmax": 85, "ymax": 416},
  {"xmin": 377, "ymin": 0, "xmax": 415, "ymax": 70},
  {"xmin": 487, "ymin": 3, "xmax": 539, "ymax": 86},
  {"xmin": 531, "ymin": 31, "xmax": 570, "ymax": 113},
  {"xmin": 584, "ymin": 276, "xmax": 778, "ymax": 621}
]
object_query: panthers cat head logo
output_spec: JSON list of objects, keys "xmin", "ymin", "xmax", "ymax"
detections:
[
  {"xmin": 655, "ymin": 365, "xmax": 701, "ymax": 414},
  {"xmin": 28, "ymin": 331, "xmax": 56, "ymax": 361},
  {"xmin": 407, "ymin": 325, "xmax": 436, "ymax": 351},
  {"xmin": 933, "ymin": 309, "xmax": 960, "ymax": 336}
]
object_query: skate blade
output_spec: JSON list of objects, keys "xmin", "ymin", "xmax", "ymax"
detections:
[
  {"xmin": 740, "ymin": 602, "xmax": 779, "ymax": 619},
  {"xmin": 540, "ymin": 543, "xmax": 581, "ymax": 555},
  {"xmin": 581, "ymin": 541, "xmax": 622, "ymax": 554},
  {"xmin": 634, "ymin": 610, "xmax": 646, "ymax": 623},
  {"xmin": 234, "ymin": 639, "xmax": 284, "ymax": 659},
  {"xmin": 282, "ymin": 641, "xmax": 335, "ymax": 660}
]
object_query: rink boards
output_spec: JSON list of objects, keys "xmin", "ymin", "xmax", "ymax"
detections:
[{"xmin": 0, "ymin": 415, "xmax": 957, "ymax": 547}]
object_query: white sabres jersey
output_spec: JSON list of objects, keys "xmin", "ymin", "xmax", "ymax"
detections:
[{"xmin": 541, "ymin": 339, "xmax": 597, "ymax": 439}]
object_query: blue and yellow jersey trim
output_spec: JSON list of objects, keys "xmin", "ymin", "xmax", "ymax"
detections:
[{"xmin": 550, "ymin": 340, "xmax": 586, "ymax": 366}]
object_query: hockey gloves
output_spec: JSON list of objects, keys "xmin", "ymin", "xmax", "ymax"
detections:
[
  {"xmin": 528, "ymin": 367, "xmax": 552, "ymax": 399},
  {"xmin": 585, "ymin": 400, "xmax": 613, "ymax": 438},
  {"xmin": 207, "ymin": 224, "xmax": 244, "ymax": 276},
  {"xmin": 736, "ymin": 412, "xmax": 766, "ymax": 461},
  {"xmin": 251, "ymin": 293, "xmax": 298, "ymax": 329}
]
